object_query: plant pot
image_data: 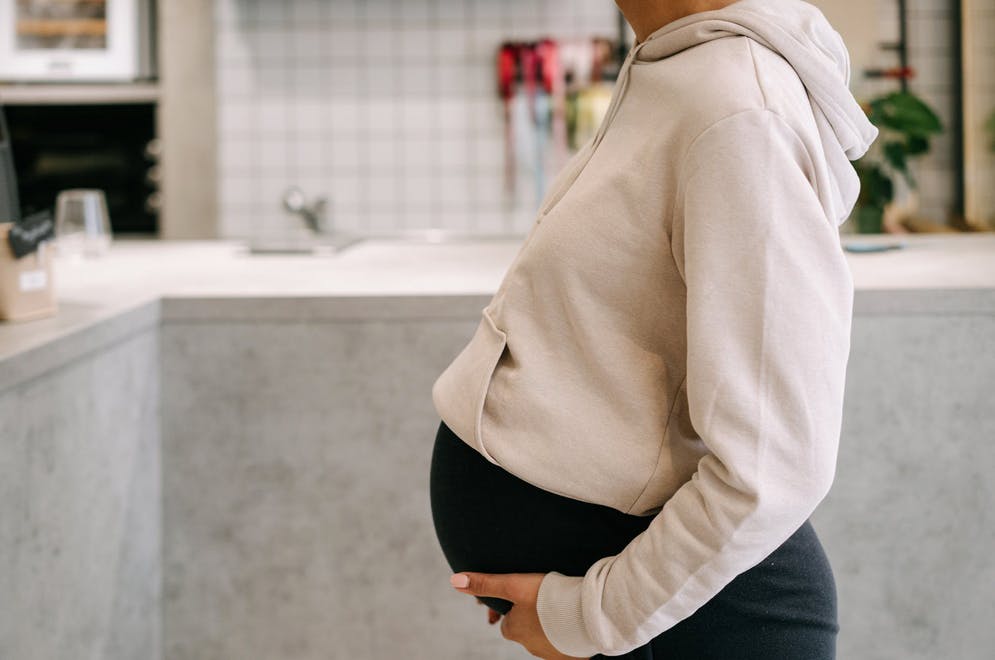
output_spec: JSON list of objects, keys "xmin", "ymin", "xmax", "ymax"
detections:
[{"xmin": 883, "ymin": 176, "xmax": 917, "ymax": 233}]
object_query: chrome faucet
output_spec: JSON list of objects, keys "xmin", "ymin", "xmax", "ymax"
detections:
[{"xmin": 282, "ymin": 186, "xmax": 328, "ymax": 234}]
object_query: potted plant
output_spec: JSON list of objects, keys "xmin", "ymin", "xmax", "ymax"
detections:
[{"xmin": 851, "ymin": 90, "xmax": 943, "ymax": 233}]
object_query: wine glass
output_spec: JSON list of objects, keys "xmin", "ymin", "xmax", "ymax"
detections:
[{"xmin": 54, "ymin": 189, "xmax": 112, "ymax": 259}]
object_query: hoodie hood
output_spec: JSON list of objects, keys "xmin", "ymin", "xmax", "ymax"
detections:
[{"xmin": 601, "ymin": 0, "xmax": 879, "ymax": 225}]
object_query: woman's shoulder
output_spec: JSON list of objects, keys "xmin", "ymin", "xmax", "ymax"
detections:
[
  {"xmin": 637, "ymin": 35, "xmax": 816, "ymax": 147},
  {"xmin": 635, "ymin": 37, "xmax": 767, "ymax": 137}
]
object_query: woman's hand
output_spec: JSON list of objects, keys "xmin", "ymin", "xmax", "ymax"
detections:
[
  {"xmin": 451, "ymin": 572, "xmax": 591, "ymax": 660},
  {"xmin": 474, "ymin": 596, "xmax": 503, "ymax": 625}
]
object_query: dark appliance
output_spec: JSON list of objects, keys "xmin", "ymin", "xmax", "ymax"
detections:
[
  {"xmin": 0, "ymin": 105, "xmax": 20, "ymax": 222},
  {"xmin": 5, "ymin": 103, "xmax": 158, "ymax": 234}
]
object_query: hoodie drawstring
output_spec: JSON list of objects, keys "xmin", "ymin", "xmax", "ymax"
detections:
[
  {"xmin": 537, "ymin": 39, "xmax": 649, "ymax": 219},
  {"xmin": 536, "ymin": 41, "xmax": 647, "ymax": 218},
  {"xmin": 591, "ymin": 39, "xmax": 652, "ymax": 149}
]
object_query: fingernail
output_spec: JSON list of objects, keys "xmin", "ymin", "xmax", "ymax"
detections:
[{"xmin": 450, "ymin": 573, "xmax": 469, "ymax": 588}]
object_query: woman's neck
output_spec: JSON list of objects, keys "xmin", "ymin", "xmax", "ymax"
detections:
[{"xmin": 615, "ymin": 0, "xmax": 742, "ymax": 44}]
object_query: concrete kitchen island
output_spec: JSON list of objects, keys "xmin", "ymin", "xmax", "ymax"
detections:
[{"xmin": 1, "ymin": 234, "xmax": 993, "ymax": 660}]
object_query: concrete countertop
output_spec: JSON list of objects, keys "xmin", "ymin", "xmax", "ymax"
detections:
[{"xmin": 1, "ymin": 233, "xmax": 994, "ymax": 392}]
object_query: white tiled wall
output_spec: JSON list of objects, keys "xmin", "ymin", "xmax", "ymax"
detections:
[
  {"xmin": 214, "ymin": 0, "xmax": 624, "ymax": 240},
  {"xmin": 851, "ymin": 0, "xmax": 961, "ymax": 227},
  {"xmin": 904, "ymin": 0, "xmax": 960, "ymax": 225},
  {"xmin": 214, "ymin": 0, "xmax": 967, "ymax": 239},
  {"xmin": 849, "ymin": 0, "xmax": 961, "ymax": 228}
]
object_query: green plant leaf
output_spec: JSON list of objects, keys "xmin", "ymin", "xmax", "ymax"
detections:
[
  {"xmin": 855, "ymin": 161, "xmax": 894, "ymax": 207},
  {"xmin": 855, "ymin": 90, "xmax": 946, "ymax": 215},
  {"xmin": 905, "ymin": 135, "xmax": 930, "ymax": 155},
  {"xmin": 883, "ymin": 141, "xmax": 907, "ymax": 173},
  {"xmin": 856, "ymin": 204, "xmax": 885, "ymax": 234},
  {"xmin": 869, "ymin": 91, "xmax": 943, "ymax": 137}
]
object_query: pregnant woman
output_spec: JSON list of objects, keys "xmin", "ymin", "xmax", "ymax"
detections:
[{"xmin": 430, "ymin": 0, "xmax": 877, "ymax": 658}]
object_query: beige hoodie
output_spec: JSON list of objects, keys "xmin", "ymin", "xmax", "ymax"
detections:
[{"xmin": 431, "ymin": 0, "xmax": 878, "ymax": 655}]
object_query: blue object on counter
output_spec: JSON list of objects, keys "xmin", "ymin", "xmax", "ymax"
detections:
[{"xmin": 843, "ymin": 241, "xmax": 907, "ymax": 253}]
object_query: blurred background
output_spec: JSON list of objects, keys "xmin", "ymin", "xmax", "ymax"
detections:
[
  {"xmin": 0, "ymin": 0, "xmax": 992, "ymax": 241},
  {"xmin": 0, "ymin": 2, "xmax": 992, "ymax": 660}
]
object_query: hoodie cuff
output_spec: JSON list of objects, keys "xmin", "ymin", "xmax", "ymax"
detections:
[{"xmin": 535, "ymin": 571, "xmax": 601, "ymax": 658}]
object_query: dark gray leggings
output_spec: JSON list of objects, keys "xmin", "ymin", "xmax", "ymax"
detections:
[{"xmin": 429, "ymin": 419, "xmax": 838, "ymax": 659}]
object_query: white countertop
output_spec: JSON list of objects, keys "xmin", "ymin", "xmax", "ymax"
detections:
[
  {"xmin": 25, "ymin": 232, "xmax": 995, "ymax": 302},
  {"xmin": 1, "ymin": 233, "xmax": 994, "ymax": 390}
]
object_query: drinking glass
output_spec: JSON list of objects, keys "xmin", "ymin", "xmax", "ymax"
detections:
[{"xmin": 55, "ymin": 189, "xmax": 112, "ymax": 258}]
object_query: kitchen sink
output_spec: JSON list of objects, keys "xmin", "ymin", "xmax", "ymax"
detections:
[
  {"xmin": 246, "ymin": 228, "xmax": 525, "ymax": 256},
  {"xmin": 246, "ymin": 232, "xmax": 366, "ymax": 255}
]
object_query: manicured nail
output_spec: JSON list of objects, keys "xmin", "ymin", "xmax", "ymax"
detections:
[{"xmin": 450, "ymin": 573, "xmax": 469, "ymax": 588}]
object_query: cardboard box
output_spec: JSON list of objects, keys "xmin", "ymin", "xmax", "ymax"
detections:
[{"xmin": 0, "ymin": 222, "xmax": 57, "ymax": 322}]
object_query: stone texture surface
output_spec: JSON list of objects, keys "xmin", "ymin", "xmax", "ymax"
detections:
[
  {"xmin": 0, "ymin": 330, "xmax": 161, "ymax": 660},
  {"xmin": 3, "ymin": 286, "xmax": 993, "ymax": 659},
  {"xmin": 812, "ymin": 313, "xmax": 995, "ymax": 660},
  {"xmin": 5, "ymin": 234, "xmax": 995, "ymax": 395},
  {"xmin": 161, "ymin": 308, "xmax": 995, "ymax": 660},
  {"xmin": 161, "ymin": 318, "xmax": 532, "ymax": 659}
]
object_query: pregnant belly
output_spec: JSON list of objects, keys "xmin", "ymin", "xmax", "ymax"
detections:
[{"xmin": 429, "ymin": 419, "xmax": 653, "ymax": 615}]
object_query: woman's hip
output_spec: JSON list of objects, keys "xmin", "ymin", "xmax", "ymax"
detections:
[{"xmin": 632, "ymin": 519, "xmax": 839, "ymax": 659}]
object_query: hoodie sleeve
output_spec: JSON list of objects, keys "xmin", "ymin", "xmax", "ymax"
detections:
[{"xmin": 534, "ymin": 108, "xmax": 855, "ymax": 657}]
